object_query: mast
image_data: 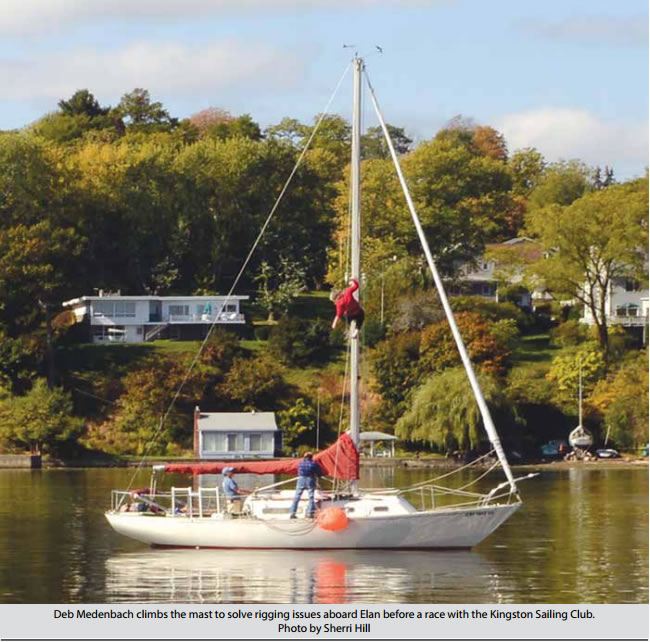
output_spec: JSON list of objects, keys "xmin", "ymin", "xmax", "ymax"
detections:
[
  {"xmin": 578, "ymin": 360, "xmax": 583, "ymax": 427},
  {"xmin": 349, "ymin": 57, "xmax": 363, "ymax": 487},
  {"xmin": 365, "ymin": 71, "xmax": 518, "ymax": 494}
]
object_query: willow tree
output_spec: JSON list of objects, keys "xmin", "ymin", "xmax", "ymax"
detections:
[{"xmin": 395, "ymin": 367, "xmax": 505, "ymax": 452}]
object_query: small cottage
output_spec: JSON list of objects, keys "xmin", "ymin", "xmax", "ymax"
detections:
[{"xmin": 193, "ymin": 408, "xmax": 280, "ymax": 459}]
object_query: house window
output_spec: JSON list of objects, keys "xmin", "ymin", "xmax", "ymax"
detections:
[
  {"xmin": 169, "ymin": 305, "xmax": 190, "ymax": 317},
  {"xmin": 202, "ymin": 431, "xmax": 224, "ymax": 452},
  {"xmin": 625, "ymin": 279, "xmax": 640, "ymax": 292},
  {"xmin": 93, "ymin": 301, "xmax": 113, "ymax": 317},
  {"xmin": 616, "ymin": 304, "xmax": 640, "ymax": 317},
  {"xmin": 249, "ymin": 434, "xmax": 262, "ymax": 451},
  {"xmin": 226, "ymin": 433, "xmax": 242, "ymax": 452},
  {"xmin": 115, "ymin": 301, "xmax": 136, "ymax": 317},
  {"xmin": 92, "ymin": 326, "xmax": 126, "ymax": 342}
]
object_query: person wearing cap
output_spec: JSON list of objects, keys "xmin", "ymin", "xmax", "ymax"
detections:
[
  {"xmin": 222, "ymin": 467, "xmax": 249, "ymax": 516},
  {"xmin": 289, "ymin": 452, "xmax": 322, "ymax": 519}
]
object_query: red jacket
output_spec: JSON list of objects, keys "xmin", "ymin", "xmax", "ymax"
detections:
[{"xmin": 334, "ymin": 278, "xmax": 362, "ymax": 319}]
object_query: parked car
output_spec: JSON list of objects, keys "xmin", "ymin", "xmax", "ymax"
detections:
[
  {"xmin": 540, "ymin": 439, "xmax": 569, "ymax": 458},
  {"xmin": 595, "ymin": 448, "xmax": 620, "ymax": 459}
]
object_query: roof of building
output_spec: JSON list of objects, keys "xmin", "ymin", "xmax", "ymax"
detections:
[
  {"xmin": 197, "ymin": 411, "xmax": 278, "ymax": 432},
  {"xmin": 63, "ymin": 294, "xmax": 248, "ymax": 307},
  {"xmin": 359, "ymin": 431, "xmax": 397, "ymax": 442}
]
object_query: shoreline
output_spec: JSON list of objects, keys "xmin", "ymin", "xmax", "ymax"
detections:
[{"xmin": 5, "ymin": 454, "xmax": 646, "ymax": 470}]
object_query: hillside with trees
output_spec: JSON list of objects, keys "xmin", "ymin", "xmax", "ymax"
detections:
[{"xmin": 0, "ymin": 88, "xmax": 647, "ymax": 460}]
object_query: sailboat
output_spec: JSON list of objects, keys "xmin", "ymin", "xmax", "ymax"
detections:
[
  {"xmin": 568, "ymin": 361, "xmax": 593, "ymax": 456},
  {"xmin": 106, "ymin": 57, "xmax": 528, "ymax": 549}
]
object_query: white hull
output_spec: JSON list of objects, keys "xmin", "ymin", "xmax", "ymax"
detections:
[{"xmin": 106, "ymin": 502, "xmax": 520, "ymax": 550}]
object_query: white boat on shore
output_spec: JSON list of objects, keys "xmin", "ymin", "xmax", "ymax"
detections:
[{"xmin": 106, "ymin": 56, "xmax": 529, "ymax": 550}]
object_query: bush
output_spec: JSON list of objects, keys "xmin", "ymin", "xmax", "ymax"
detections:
[
  {"xmin": 362, "ymin": 318, "xmax": 386, "ymax": 347},
  {"xmin": 253, "ymin": 325, "xmax": 272, "ymax": 341},
  {"xmin": 267, "ymin": 318, "xmax": 332, "ymax": 366},
  {"xmin": 550, "ymin": 320, "xmax": 588, "ymax": 348},
  {"xmin": 450, "ymin": 296, "xmax": 525, "ymax": 326}
]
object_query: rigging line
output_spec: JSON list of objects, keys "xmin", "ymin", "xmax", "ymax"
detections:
[
  {"xmin": 121, "ymin": 62, "xmax": 352, "ymax": 493},
  {"xmin": 71, "ymin": 386, "xmax": 118, "ymax": 405},
  {"xmin": 398, "ymin": 449, "xmax": 497, "ymax": 492},
  {"xmin": 455, "ymin": 460, "xmax": 501, "ymax": 491}
]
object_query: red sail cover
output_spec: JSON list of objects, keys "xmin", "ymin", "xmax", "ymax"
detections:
[{"xmin": 164, "ymin": 433, "xmax": 359, "ymax": 480}]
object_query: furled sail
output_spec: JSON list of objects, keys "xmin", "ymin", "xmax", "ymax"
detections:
[{"xmin": 163, "ymin": 433, "xmax": 359, "ymax": 480}]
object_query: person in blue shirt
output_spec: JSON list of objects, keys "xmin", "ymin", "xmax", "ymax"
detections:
[
  {"xmin": 289, "ymin": 452, "xmax": 322, "ymax": 519},
  {"xmin": 222, "ymin": 467, "xmax": 249, "ymax": 515}
]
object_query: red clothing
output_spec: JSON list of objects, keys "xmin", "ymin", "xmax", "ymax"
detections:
[{"xmin": 334, "ymin": 278, "xmax": 362, "ymax": 319}]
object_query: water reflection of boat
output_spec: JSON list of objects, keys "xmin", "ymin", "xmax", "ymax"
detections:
[{"xmin": 104, "ymin": 549, "xmax": 501, "ymax": 604}]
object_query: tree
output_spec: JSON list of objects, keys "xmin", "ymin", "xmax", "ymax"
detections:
[
  {"xmin": 509, "ymin": 148, "xmax": 546, "ymax": 193},
  {"xmin": 526, "ymin": 177, "xmax": 649, "ymax": 351},
  {"xmin": 528, "ymin": 160, "xmax": 590, "ymax": 210},
  {"xmin": 101, "ymin": 357, "xmax": 200, "ymax": 456},
  {"xmin": 0, "ymin": 134, "xmax": 62, "ymax": 228},
  {"xmin": 208, "ymin": 114, "xmax": 262, "ymax": 141},
  {"xmin": 58, "ymin": 89, "xmax": 109, "ymax": 118},
  {"xmin": 371, "ymin": 331, "xmax": 421, "ymax": 425},
  {"xmin": 546, "ymin": 344, "xmax": 607, "ymax": 406},
  {"xmin": 0, "ymin": 379, "xmax": 82, "ymax": 454},
  {"xmin": 361, "ymin": 124, "xmax": 412, "ymax": 160},
  {"xmin": 419, "ymin": 312, "xmax": 514, "ymax": 376},
  {"xmin": 395, "ymin": 367, "xmax": 505, "ymax": 451},
  {"xmin": 276, "ymin": 398, "xmax": 317, "ymax": 454},
  {"xmin": 588, "ymin": 351, "xmax": 648, "ymax": 449},
  {"xmin": 116, "ymin": 88, "xmax": 177, "ymax": 131},
  {"xmin": 220, "ymin": 356, "xmax": 286, "ymax": 410},
  {"xmin": 188, "ymin": 107, "xmax": 233, "ymax": 137},
  {"xmin": 255, "ymin": 258, "xmax": 307, "ymax": 321}
]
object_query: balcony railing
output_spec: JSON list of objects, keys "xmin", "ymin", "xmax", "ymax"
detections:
[{"xmin": 166, "ymin": 313, "xmax": 244, "ymax": 323}]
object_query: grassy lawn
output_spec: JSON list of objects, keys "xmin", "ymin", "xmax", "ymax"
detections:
[{"xmin": 512, "ymin": 333, "xmax": 559, "ymax": 366}]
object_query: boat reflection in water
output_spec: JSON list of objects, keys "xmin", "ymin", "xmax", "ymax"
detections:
[{"xmin": 105, "ymin": 549, "xmax": 504, "ymax": 604}]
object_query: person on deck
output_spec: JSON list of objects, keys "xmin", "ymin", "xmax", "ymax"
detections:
[
  {"xmin": 222, "ymin": 467, "xmax": 249, "ymax": 515},
  {"xmin": 330, "ymin": 278, "xmax": 365, "ymax": 339},
  {"xmin": 289, "ymin": 452, "xmax": 322, "ymax": 519}
]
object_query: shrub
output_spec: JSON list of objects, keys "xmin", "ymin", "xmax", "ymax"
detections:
[
  {"xmin": 267, "ymin": 318, "xmax": 332, "ymax": 366},
  {"xmin": 253, "ymin": 325, "xmax": 272, "ymax": 341},
  {"xmin": 550, "ymin": 320, "xmax": 588, "ymax": 348},
  {"xmin": 419, "ymin": 312, "xmax": 513, "ymax": 376}
]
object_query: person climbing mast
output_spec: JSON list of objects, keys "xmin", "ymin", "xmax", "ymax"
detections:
[{"xmin": 330, "ymin": 278, "xmax": 365, "ymax": 339}]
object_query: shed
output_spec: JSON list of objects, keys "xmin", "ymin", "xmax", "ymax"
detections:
[
  {"xmin": 359, "ymin": 431, "xmax": 397, "ymax": 457},
  {"xmin": 193, "ymin": 408, "xmax": 280, "ymax": 459}
]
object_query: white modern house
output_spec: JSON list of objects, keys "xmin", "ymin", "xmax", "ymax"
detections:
[
  {"xmin": 193, "ymin": 408, "xmax": 280, "ymax": 459},
  {"xmin": 62, "ymin": 292, "xmax": 248, "ymax": 343}
]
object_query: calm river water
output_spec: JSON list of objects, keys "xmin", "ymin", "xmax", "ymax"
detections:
[{"xmin": 0, "ymin": 465, "xmax": 646, "ymax": 604}]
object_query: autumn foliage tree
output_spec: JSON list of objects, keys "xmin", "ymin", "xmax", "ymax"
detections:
[{"xmin": 419, "ymin": 312, "xmax": 515, "ymax": 376}]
